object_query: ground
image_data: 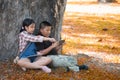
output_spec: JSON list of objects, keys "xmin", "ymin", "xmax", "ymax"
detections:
[{"xmin": 0, "ymin": 1, "xmax": 120, "ymax": 80}]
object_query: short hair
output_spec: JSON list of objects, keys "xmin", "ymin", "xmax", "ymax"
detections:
[{"xmin": 39, "ymin": 21, "xmax": 52, "ymax": 30}]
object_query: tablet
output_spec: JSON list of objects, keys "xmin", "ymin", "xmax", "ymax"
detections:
[{"xmin": 59, "ymin": 40, "xmax": 65, "ymax": 45}]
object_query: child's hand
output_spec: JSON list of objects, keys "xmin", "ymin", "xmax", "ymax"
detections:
[
  {"xmin": 44, "ymin": 37, "xmax": 56, "ymax": 42},
  {"xmin": 51, "ymin": 41, "xmax": 59, "ymax": 48},
  {"xmin": 49, "ymin": 38, "xmax": 56, "ymax": 42}
]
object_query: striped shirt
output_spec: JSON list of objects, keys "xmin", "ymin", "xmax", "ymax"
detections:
[{"xmin": 19, "ymin": 31, "xmax": 44, "ymax": 52}]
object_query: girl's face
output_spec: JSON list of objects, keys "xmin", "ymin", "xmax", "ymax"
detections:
[
  {"xmin": 40, "ymin": 26, "xmax": 51, "ymax": 37},
  {"xmin": 25, "ymin": 23, "xmax": 35, "ymax": 34}
]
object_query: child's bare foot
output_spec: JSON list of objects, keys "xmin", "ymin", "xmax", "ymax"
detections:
[
  {"xmin": 21, "ymin": 67, "xmax": 27, "ymax": 71},
  {"xmin": 41, "ymin": 66, "xmax": 51, "ymax": 73},
  {"xmin": 13, "ymin": 56, "xmax": 19, "ymax": 64}
]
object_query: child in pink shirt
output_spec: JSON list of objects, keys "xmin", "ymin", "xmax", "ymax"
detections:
[{"xmin": 16, "ymin": 18, "xmax": 56, "ymax": 73}]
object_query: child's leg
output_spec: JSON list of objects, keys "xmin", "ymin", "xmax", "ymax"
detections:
[
  {"xmin": 17, "ymin": 57, "xmax": 51, "ymax": 73},
  {"xmin": 17, "ymin": 58, "xmax": 42, "ymax": 69},
  {"xmin": 34, "ymin": 56, "xmax": 52, "ymax": 66},
  {"xmin": 33, "ymin": 57, "xmax": 52, "ymax": 73},
  {"xmin": 68, "ymin": 66, "xmax": 80, "ymax": 72}
]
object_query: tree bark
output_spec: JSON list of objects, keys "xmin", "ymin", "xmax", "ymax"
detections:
[{"xmin": 0, "ymin": 0, "xmax": 67, "ymax": 60}]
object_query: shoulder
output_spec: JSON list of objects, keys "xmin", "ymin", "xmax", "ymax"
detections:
[
  {"xmin": 19, "ymin": 31, "xmax": 26, "ymax": 34},
  {"xmin": 19, "ymin": 31, "xmax": 23, "ymax": 36},
  {"xmin": 19, "ymin": 31, "xmax": 29, "ymax": 37},
  {"xmin": 20, "ymin": 31, "xmax": 31, "ymax": 35}
]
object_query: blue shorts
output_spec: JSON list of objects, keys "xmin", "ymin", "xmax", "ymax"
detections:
[{"xmin": 19, "ymin": 43, "xmax": 37, "ymax": 62}]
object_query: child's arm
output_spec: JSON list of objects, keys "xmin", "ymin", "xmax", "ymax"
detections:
[
  {"xmin": 55, "ymin": 40, "xmax": 65, "ymax": 50},
  {"xmin": 37, "ymin": 42, "xmax": 59, "ymax": 55},
  {"xmin": 20, "ymin": 32, "xmax": 56, "ymax": 42},
  {"xmin": 43, "ymin": 37, "xmax": 56, "ymax": 42}
]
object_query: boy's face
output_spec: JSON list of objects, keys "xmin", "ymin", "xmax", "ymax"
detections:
[
  {"xmin": 25, "ymin": 23, "xmax": 35, "ymax": 34},
  {"xmin": 40, "ymin": 26, "xmax": 51, "ymax": 37}
]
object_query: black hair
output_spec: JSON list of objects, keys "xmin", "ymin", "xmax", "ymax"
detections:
[
  {"xmin": 39, "ymin": 21, "xmax": 52, "ymax": 30},
  {"xmin": 20, "ymin": 18, "xmax": 35, "ymax": 32}
]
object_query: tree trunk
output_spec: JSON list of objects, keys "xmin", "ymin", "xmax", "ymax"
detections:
[{"xmin": 0, "ymin": 0, "xmax": 67, "ymax": 60}]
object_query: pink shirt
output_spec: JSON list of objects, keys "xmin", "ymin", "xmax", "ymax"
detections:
[{"xmin": 19, "ymin": 31, "xmax": 44, "ymax": 52}]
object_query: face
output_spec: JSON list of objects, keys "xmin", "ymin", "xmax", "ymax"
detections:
[
  {"xmin": 40, "ymin": 26, "xmax": 51, "ymax": 37},
  {"xmin": 25, "ymin": 23, "xmax": 35, "ymax": 34}
]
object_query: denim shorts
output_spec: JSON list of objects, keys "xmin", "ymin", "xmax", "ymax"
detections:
[{"xmin": 19, "ymin": 43, "xmax": 37, "ymax": 62}]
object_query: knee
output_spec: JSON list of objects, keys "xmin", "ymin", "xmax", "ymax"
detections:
[
  {"xmin": 48, "ymin": 57, "xmax": 52, "ymax": 62},
  {"xmin": 17, "ymin": 60, "xmax": 22, "ymax": 65},
  {"xmin": 45, "ymin": 57, "xmax": 52, "ymax": 63},
  {"xmin": 44, "ymin": 57, "xmax": 52, "ymax": 63},
  {"xmin": 17, "ymin": 60, "xmax": 24, "ymax": 66}
]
